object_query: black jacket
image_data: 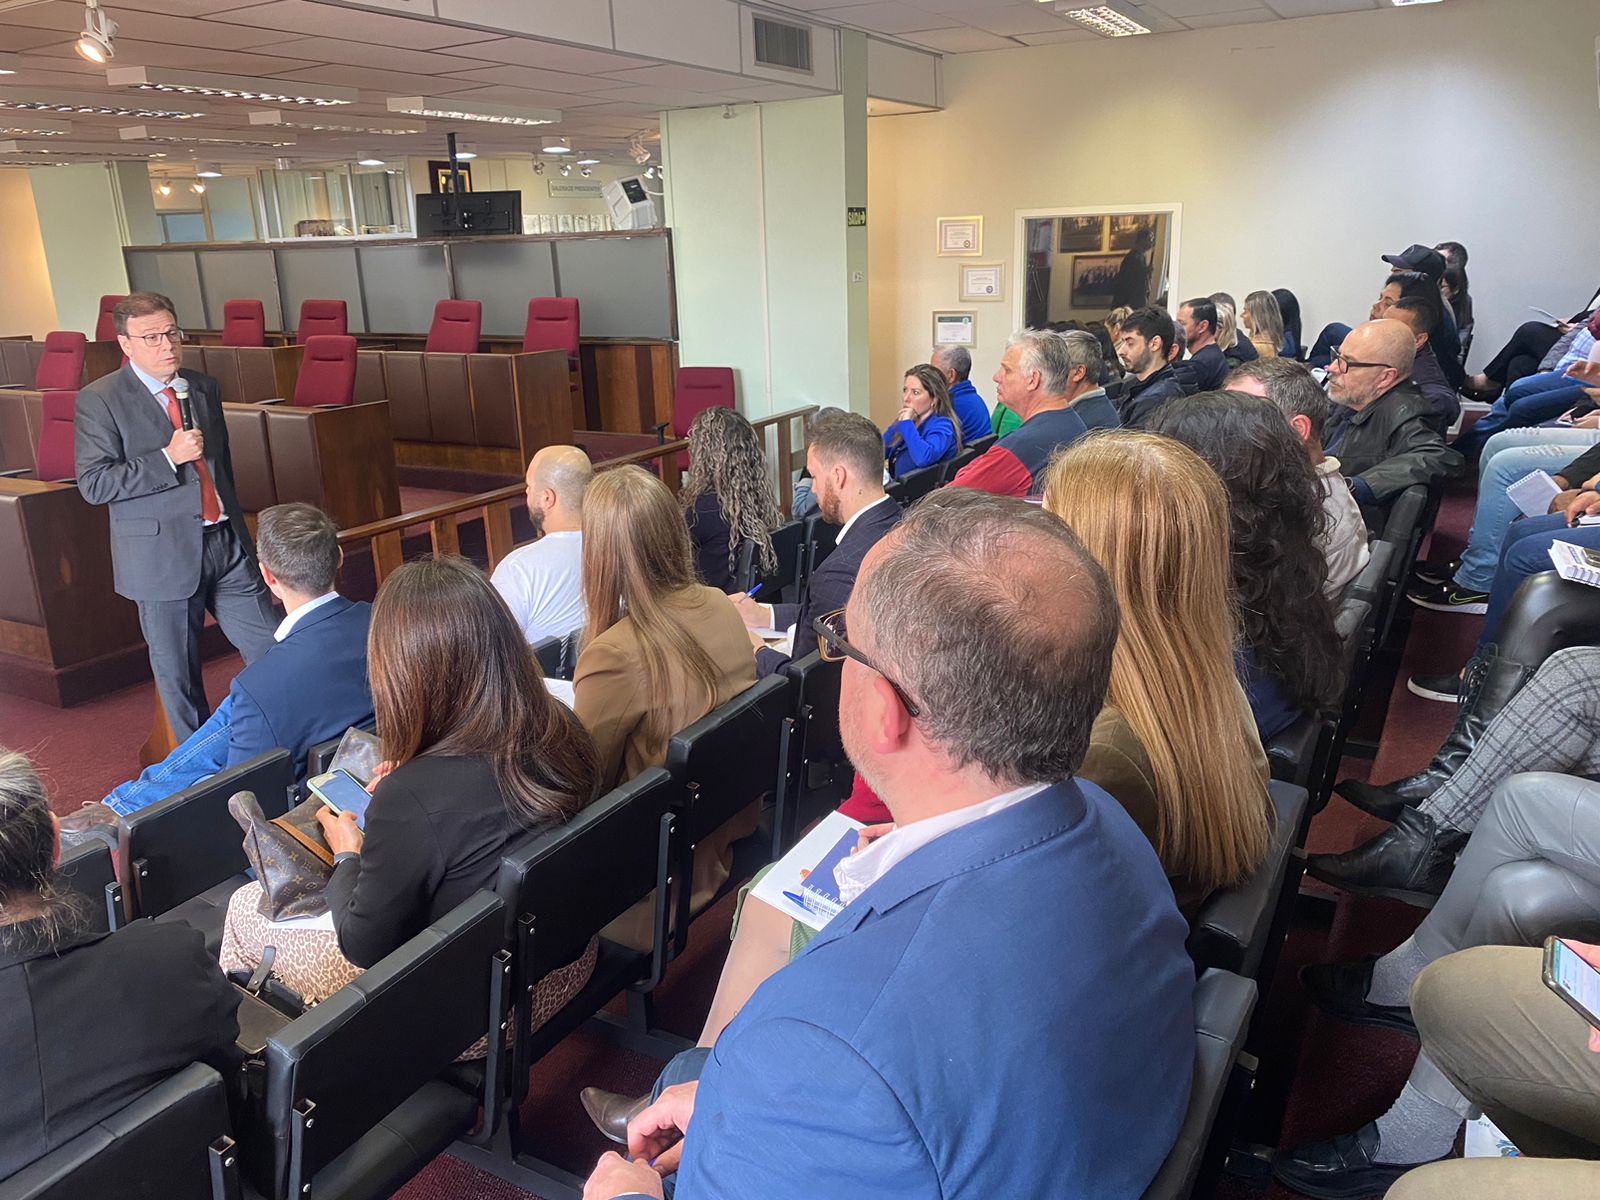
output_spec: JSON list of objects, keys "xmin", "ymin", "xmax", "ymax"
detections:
[
  {"xmin": 1324, "ymin": 378, "xmax": 1462, "ymax": 507},
  {"xmin": 0, "ymin": 918, "xmax": 239, "ymax": 1180},
  {"xmin": 686, "ymin": 494, "xmax": 735, "ymax": 592},
  {"xmin": 757, "ymin": 496, "xmax": 903, "ymax": 677},
  {"xmin": 1118, "ymin": 365, "xmax": 1190, "ymax": 428}
]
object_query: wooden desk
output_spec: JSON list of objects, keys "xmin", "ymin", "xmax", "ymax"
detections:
[
  {"xmin": 222, "ymin": 400, "xmax": 402, "ymax": 530},
  {"xmin": 0, "ymin": 478, "xmax": 146, "ymax": 706}
]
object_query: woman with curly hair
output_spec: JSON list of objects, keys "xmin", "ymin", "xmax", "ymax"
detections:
[
  {"xmin": 1148, "ymin": 390, "xmax": 1344, "ymax": 740},
  {"xmin": 680, "ymin": 407, "xmax": 784, "ymax": 592}
]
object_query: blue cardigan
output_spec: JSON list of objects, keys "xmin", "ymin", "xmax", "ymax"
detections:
[{"xmin": 884, "ymin": 413, "xmax": 957, "ymax": 478}]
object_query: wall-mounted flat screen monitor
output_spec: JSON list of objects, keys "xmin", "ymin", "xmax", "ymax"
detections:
[{"xmin": 415, "ymin": 190, "xmax": 522, "ymax": 237}]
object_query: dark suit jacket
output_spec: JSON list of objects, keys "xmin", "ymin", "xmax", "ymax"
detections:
[
  {"xmin": 686, "ymin": 494, "xmax": 736, "ymax": 592},
  {"xmin": 0, "ymin": 919, "xmax": 239, "ymax": 1180},
  {"xmin": 74, "ymin": 365, "xmax": 254, "ymax": 602},
  {"xmin": 227, "ymin": 596, "xmax": 374, "ymax": 778},
  {"xmin": 757, "ymin": 496, "xmax": 903, "ymax": 677}
]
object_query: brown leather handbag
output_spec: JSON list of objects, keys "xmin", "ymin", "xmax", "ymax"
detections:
[{"xmin": 228, "ymin": 789, "xmax": 334, "ymax": 921}]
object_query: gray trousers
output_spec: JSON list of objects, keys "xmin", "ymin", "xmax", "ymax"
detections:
[
  {"xmin": 1423, "ymin": 647, "xmax": 1600, "ymax": 832},
  {"xmin": 137, "ymin": 524, "xmax": 277, "ymax": 741}
]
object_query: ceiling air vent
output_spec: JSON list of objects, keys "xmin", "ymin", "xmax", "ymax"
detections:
[{"xmin": 752, "ymin": 15, "xmax": 813, "ymax": 74}]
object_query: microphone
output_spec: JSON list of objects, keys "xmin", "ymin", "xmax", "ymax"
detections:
[{"xmin": 171, "ymin": 376, "xmax": 194, "ymax": 431}]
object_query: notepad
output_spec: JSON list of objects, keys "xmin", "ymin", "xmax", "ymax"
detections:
[
  {"xmin": 748, "ymin": 810, "xmax": 866, "ymax": 932},
  {"xmin": 1506, "ymin": 469, "xmax": 1563, "ymax": 519},
  {"xmin": 544, "ymin": 678, "xmax": 576, "ymax": 708},
  {"xmin": 1548, "ymin": 540, "xmax": 1600, "ymax": 587}
]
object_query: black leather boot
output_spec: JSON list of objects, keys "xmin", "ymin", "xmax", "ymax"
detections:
[{"xmin": 1304, "ymin": 807, "xmax": 1467, "ymax": 907}]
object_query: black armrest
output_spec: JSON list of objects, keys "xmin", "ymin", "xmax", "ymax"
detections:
[
  {"xmin": 652, "ymin": 420, "xmax": 670, "ymax": 444},
  {"xmin": 0, "ymin": 466, "xmax": 30, "ymax": 478}
]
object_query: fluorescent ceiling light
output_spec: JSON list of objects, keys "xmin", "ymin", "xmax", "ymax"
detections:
[
  {"xmin": 75, "ymin": 1, "xmax": 118, "ymax": 64},
  {"xmin": 1062, "ymin": 5, "xmax": 1151, "ymax": 36},
  {"xmin": 357, "ymin": 153, "xmax": 385, "ymax": 166},
  {"xmin": 108, "ymin": 67, "xmax": 357, "ymax": 107},
  {"xmin": 0, "ymin": 89, "xmax": 205, "ymax": 120},
  {"xmin": 0, "ymin": 54, "xmax": 23, "ymax": 75},
  {"xmin": 119, "ymin": 124, "xmax": 296, "ymax": 146},
  {"xmin": 1390, "ymin": 1, "xmax": 1444, "ymax": 5},
  {"xmin": 576, "ymin": 156, "xmax": 599, "ymax": 165},
  {"xmin": 387, "ymin": 96, "xmax": 558, "ymax": 126},
  {"xmin": 195, "ymin": 162, "xmax": 222, "ymax": 177},
  {"xmin": 0, "ymin": 116, "xmax": 71, "ymax": 136},
  {"xmin": 542, "ymin": 136, "xmax": 571, "ymax": 153},
  {"xmin": 453, "ymin": 146, "xmax": 476, "ymax": 160},
  {"xmin": 248, "ymin": 110, "xmax": 427, "ymax": 135}
]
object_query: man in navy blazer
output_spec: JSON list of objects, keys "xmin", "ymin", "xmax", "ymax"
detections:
[
  {"xmin": 95, "ymin": 503, "xmax": 374, "ymax": 819},
  {"xmin": 587, "ymin": 490, "xmax": 1196, "ymax": 1200},
  {"xmin": 733, "ymin": 408, "xmax": 902, "ymax": 676}
]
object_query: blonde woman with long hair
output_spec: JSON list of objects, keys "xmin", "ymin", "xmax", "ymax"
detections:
[
  {"xmin": 574, "ymin": 465, "xmax": 759, "ymax": 945},
  {"xmin": 1042, "ymin": 431, "xmax": 1271, "ymax": 910},
  {"xmin": 1243, "ymin": 290, "xmax": 1285, "ymax": 360}
]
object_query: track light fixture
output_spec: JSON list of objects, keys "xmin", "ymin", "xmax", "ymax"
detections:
[
  {"xmin": 579, "ymin": 166, "xmax": 591, "ymax": 177},
  {"xmin": 533, "ymin": 161, "xmax": 544, "ymax": 175},
  {"xmin": 75, "ymin": 1, "xmax": 118, "ymax": 64},
  {"xmin": 559, "ymin": 163, "xmax": 571, "ymax": 177},
  {"xmin": 190, "ymin": 180, "xmax": 205, "ymax": 194},
  {"xmin": 156, "ymin": 181, "xmax": 171, "ymax": 196}
]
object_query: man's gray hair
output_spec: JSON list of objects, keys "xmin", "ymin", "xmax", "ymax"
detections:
[
  {"xmin": 1060, "ymin": 329, "xmax": 1104, "ymax": 387},
  {"xmin": 256, "ymin": 503, "xmax": 340, "ymax": 596},
  {"xmin": 853, "ymin": 489, "xmax": 1118, "ymax": 786},
  {"xmin": 807, "ymin": 406, "xmax": 885, "ymax": 484},
  {"xmin": 1227, "ymin": 358, "xmax": 1330, "ymax": 443},
  {"xmin": 1007, "ymin": 328, "xmax": 1083, "ymax": 398},
  {"xmin": 931, "ymin": 344, "xmax": 972, "ymax": 382}
]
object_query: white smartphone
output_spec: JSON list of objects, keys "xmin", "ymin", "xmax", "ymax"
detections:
[{"xmin": 306, "ymin": 767, "xmax": 374, "ymax": 830}]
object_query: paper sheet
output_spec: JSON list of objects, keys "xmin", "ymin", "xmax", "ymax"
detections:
[
  {"xmin": 268, "ymin": 909, "xmax": 336, "ymax": 931},
  {"xmin": 544, "ymin": 678, "xmax": 576, "ymax": 708},
  {"xmin": 748, "ymin": 810, "xmax": 866, "ymax": 932},
  {"xmin": 1506, "ymin": 469, "xmax": 1562, "ymax": 519}
]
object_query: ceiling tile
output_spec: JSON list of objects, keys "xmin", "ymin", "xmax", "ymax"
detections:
[
  {"xmin": 456, "ymin": 38, "xmax": 649, "ymax": 74},
  {"xmin": 1263, "ymin": 0, "xmax": 1376, "ymax": 16},
  {"xmin": 819, "ymin": 2, "xmax": 964, "ymax": 35},
  {"xmin": 585, "ymin": 84, "xmax": 738, "ymax": 108},
  {"xmin": 0, "ymin": 2, "xmax": 93, "ymax": 33},
  {"xmin": 278, "ymin": 63, "xmax": 491, "ymax": 94},
  {"xmin": 422, "ymin": 84, "xmax": 612, "ymax": 110},
  {"xmin": 101, "ymin": 9, "xmax": 308, "ymax": 49},
  {"xmin": 0, "ymin": 28, "xmax": 68, "ymax": 52},
  {"xmin": 207, "ymin": 2, "xmax": 506, "ymax": 50},
  {"xmin": 439, "ymin": 64, "xmax": 631, "ymax": 94},
  {"xmin": 1150, "ymin": 0, "xmax": 1271, "ymax": 16},
  {"xmin": 967, "ymin": 8, "xmax": 1083, "ymax": 37},
  {"xmin": 1170, "ymin": 7, "xmax": 1280, "ymax": 27},
  {"xmin": 602, "ymin": 63, "xmax": 757, "ymax": 92},
  {"xmin": 901, "ymin": 27, "xmax": 1017, "ymax": 52},
  {"xmin": 1012, "ymin": 28, "xmax": 1100, "ymax": 44},
  {"xmin": 32, "ymin": 41, "xmax": 321, "ymax": 75},
  {"xmin": 243, "ymin": 37, "xmax": 486, "ymax": 75}
]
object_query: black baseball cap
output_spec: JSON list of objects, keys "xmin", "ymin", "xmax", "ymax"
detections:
[{"xmin": 1382, "ymin": 244, "xmax": 1446, "ymax": 279}]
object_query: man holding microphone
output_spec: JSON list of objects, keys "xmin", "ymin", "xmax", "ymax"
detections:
[{"xmin": 75, "ymin": 291, "xmax": 278, "ymax": 740}]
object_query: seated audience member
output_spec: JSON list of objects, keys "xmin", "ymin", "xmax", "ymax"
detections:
[
  {"xmin": 1113, "ymin": 225, "xmax": 1155, "ymax": 308},
  {"xmin": 491, "ymin": 445, "xmax": 592, "ymax": 644},
  {"xmin": 1177, "ymin": 296, "xmax": 1229, "ymax": 392},
  {"xmin": 1229, "ymin": 358, "xmax": 1371, "ymax": 596},
  {"xmin": 1243, "ymin": 290, "xmax": 1285, "ymax": 360},
  {"xmin": 1440, "ymin": 263, "xmax": 1473, "ymax": 344},
  {"xmin": 1310, "ymin": 646, "xmax": 1600, "ymax": 903},
  {"xmin": 948, "ymin": 329, "xmax": 1089, "ymax": 496},
  {"xmin": 884, "ymin": 364, "xmax": 962, "ymax": 479},
  {"xmin": 1274, "ymin": 288, "xmax": 1303, "ymax": 360},
  {"xmin": 1433, "ymin": 240, "xmax": 1467, "ymax": 269},
  {"xmin": 581, "ymin": 491, "xmax": 1196, "ymax": 1200},
  {"xmin": 735, "ymin": 409, "xmax": 900, "ymax": 678},
  {"xmin": 1278, "ymin": 817, "xmax": 1600, "ymax": 1199},
  {"xmin": 89, "ymin": 503, "xmax": 373, "ymax": 821},
  {"xmin": 1388, "ymin": 292, "xmax": 1461, "ymax": 433},
  {"xmin": 1408, "ymin": 431, "xmax": 1600, "ymax": 619},
  {"xmin": 1382, "ymin": 244, "xmax": 1463, "ymax": 388},
  {"xmin": 1465, "ymin": 308, "xmax": 1595, "ymax": 398},
  {"xmin": 1149, "ymin": 392, "xmax": 1344, "ymax": 740},
  {"xmin": 1321, "ymin": 319, "xmax": 1462, "ymax": 518},
  {"xmin": 929, "ymin": 345, "xmax": 994, "ymax": 442},
  {"xmin": 1057, "ymin": 329, "xmax": 1121, "ymax": 430},
  {"xmin": 1453, "ymin": 313, "xmax": 1600, "ymax": 459},
  {"xmin": 681, "ymin": 407, "xmax": 785, "ymax": 593},
  {"xmin": 574, "ymin": 466, "xmax": 758, "ymax": 941},
  {"xmin": 1210, "ymin": 292, "xmax": 1258, "ymax": 368},
  {"xmin": 1115, "ymin": 306, "xmax": 1188, "ymax": 426},
  {"xmin": 221, "ymin": 556, "xmax": 601, "ymax": 1005},
  {"xmin": 0, "ymin": 748, "xmax": 240, "ymax": 1180}
]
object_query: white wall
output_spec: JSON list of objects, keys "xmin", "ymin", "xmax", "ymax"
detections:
[
  {"xmin": 867, "ymin": 0, "xmax": 1600, "ymax": 428},
  {"xmin": 0, "ymin": 169, "xmax": 57, "ymax": 337},
  {"xmin": 28, "ymin": 164, "xmax": 129, "ymax": 338}
]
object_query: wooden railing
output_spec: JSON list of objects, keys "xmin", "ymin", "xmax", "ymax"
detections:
[{"xmin": 336, "ymin": 405, "xmax": 818, "ymax": 587}]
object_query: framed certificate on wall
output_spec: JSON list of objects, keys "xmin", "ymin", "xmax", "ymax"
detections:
[
  {"xmin": 937, "ymin": 216, "xmax": 982, "ymax": 257},
  {"xmin": 933, "ymin": 310, "xmax": 976, "ymax": 346},
  {"xmin": 959, "ymin": 262, "xmax": 1003, "ymax": 302}
]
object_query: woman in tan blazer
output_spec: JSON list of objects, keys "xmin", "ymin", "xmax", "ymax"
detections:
[{"xmin": 573, "ymin": 465, "xmax": 758, "ymax": 944}]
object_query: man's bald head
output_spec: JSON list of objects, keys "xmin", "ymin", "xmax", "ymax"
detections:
[
  {"xmin": 1325, "ymin": 319, "xmax": 1416, "ymax": 412},
  {"xmin": 525, "ymin": 445, "xmax": 593, "ymax": 527}
]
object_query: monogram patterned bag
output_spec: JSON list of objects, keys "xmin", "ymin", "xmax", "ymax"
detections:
[{"xmin": 228, "ymin": 789, "xmax": 334, "ymax": 921}]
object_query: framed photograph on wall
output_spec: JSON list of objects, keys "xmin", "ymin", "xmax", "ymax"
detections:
[
  {"xmin": 1108, "ymin": 213, "xmax": 1156, "ymax": 251},
  {"xmin": 557, "ymin": 213, "xmax": 574, "ymax": 233},
  {"xmin": 932, "ymin": 310, "xmax": 976, "ymax": 346},
  {"xmin": 936, "ymin": 215, "xmax": 983, "ymax": 257},
  {"xmin": 1057, "ymin": 216, "xmax": 1103, "ymax": 254},
  {"xmin": 1070, "ymin": 253, "xmax": 1126, "ymax": 308},
  {"xmin": 574, "ymin": 214, "xmax": 590, "ymax": 232},
  {"xmin": 959, "ymin": 262, "xmax": 1004, "ymax": 302},
  {"xmin": 429, "ymin": 161, "xmax": 473, "ymax": 194}
]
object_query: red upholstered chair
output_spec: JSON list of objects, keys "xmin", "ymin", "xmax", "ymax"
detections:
[
  {"xmin": 425, "ymin": 300, "xmax": 482, "ymax": 354},
  {"xmin": 222, "ymin": 300, "xmax": 267, "ymax": 348},
  {"xmin": 291, "ymin": 335, "xmax": 358, "ymax": 407},
  {"xmin": 95, "ymin": 295, "xmax": 122, "ymax": 342},
  {"xmin": 295, "ymin": 299, "xmax": 348, "ymax": 343},
  {"xmin": 34, "ymin": 390, "xmax": 78, "ymax": 482},
  {"xmin": 34, "ymin": 330, "xmax": 87, "ymax": 391},
  {"xmin": 657, "ymin": 366, "xmax": 737, "ymax": 472},
  {"xmin": 522, "ymin": 298, "xmax": 580, "ymax": 364}
]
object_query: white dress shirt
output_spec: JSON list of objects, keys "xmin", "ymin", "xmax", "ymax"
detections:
[
  {"xmin": 833, "ymin": 781, "xmax": 1048, "ymax": 905},
  {"xmin": 490, "ymin": 530, "xmax": 586, "ymax": 645},
  {"xmin": 274, "ymin": 591, "xmax": 339, "ymax": 642}
]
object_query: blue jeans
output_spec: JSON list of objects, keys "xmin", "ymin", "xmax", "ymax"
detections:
[
  {"xmin": 103, "ymin": 695, "xmax": 233, "ymax": 817},
  {"xmin": 1456, "ymin": 373, "xmax": 1591, "ymax": 457},
  {"xmin": 648, "ymin": 1047, "xmax": 712, "ymax": 1199},
  {"xmin": 1308, "ymin": 322, "xmax": 1352, "ymax": 370},
  {"xmin": 1456, "ymin": 434, "xmax": 1600, "ymax": 592},
  {"xmin": 1477, "ymin": 515, "xmax": 1600, "ymax": 651}
]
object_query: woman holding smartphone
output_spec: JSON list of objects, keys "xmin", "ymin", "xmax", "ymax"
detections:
[
  {"xmin": 220, "ymin": 556, "xmax": 601, "ymax": 1011},
  {"xmin": 883, "ymin": 364, "xmax": 962, "ymax": 479}
]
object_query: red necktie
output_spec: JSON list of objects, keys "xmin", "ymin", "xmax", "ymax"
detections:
[{"xmin": 162, "ymin": 386, "xmax": 221, "ymax": 523}]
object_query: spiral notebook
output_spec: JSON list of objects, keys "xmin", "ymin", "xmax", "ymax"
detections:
[{"xmin": 1548, "ymin": 541, "xmax": 1600, "ymax": 587}]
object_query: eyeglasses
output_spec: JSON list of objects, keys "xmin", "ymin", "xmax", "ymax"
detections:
[
  {"xmin": 125, "ymin": 328, "xmax": 186, "ymax": 347},
  {"xmin": 812, "ymin": 608, "xmax": 922, "ymax": 718},
  {"xmin": 1329, "ymin": 349, "xmax": 1395, "ymax": 373}
]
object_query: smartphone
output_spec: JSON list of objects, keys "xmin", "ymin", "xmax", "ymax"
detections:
[
  {"xmin": 306, "ymin": 768, "xmax": 374, "ymax": 830},
  {"xmin": 1543, "ymin": 937, "xmax": 1600, "ymax": 1030}
]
